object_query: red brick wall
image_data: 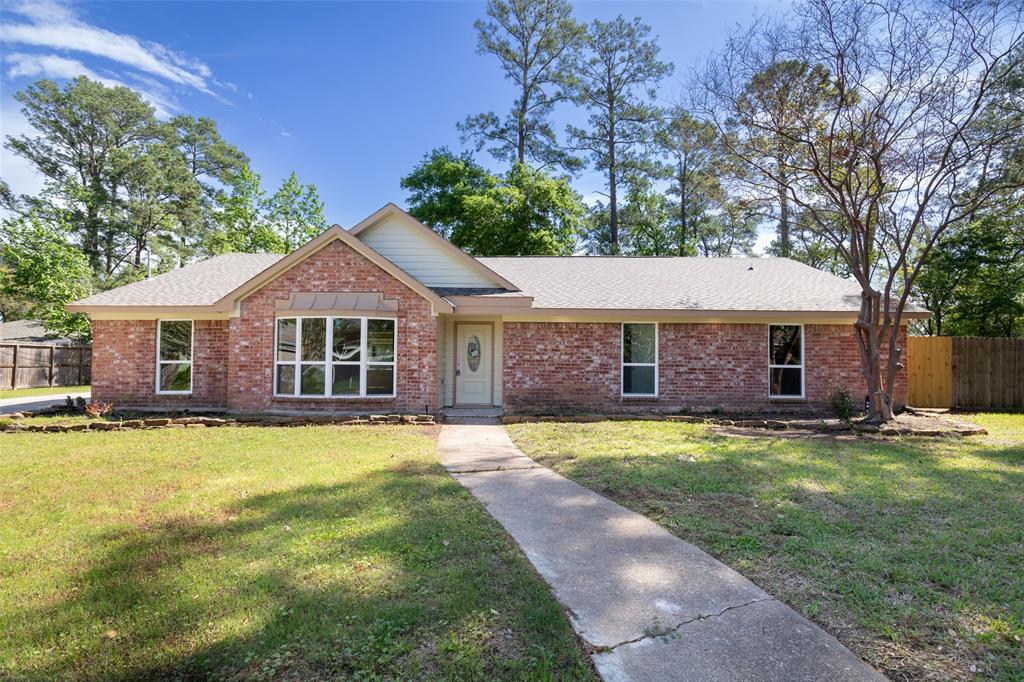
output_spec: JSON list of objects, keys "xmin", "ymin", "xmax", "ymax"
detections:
[
  {"xmin": 90, "ymin": 239, "xmax": 438, "ymax": 413},
  {"xmin": 502, "ymin": 321, "xmax": 907, "ymax": 414},
  {"xmin": 225, "ymin": 239, "xmax": 437, "ymax": 413},
  {"xmin": 91, "ymin": 319, "xmax": 228, "ymax": 408}
]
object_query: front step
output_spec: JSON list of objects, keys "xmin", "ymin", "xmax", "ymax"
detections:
[{"xmin": 441, "ymin": 406, "xmax": 503, "ymax": 424}]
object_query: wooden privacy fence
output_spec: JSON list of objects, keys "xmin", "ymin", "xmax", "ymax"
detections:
[
  {"xmin": 908, "ymin": 336, "xmax": 1024, "ymax": 409},
  {"xmin": 0, "ymin": 343, "xmax": 91, "ymax": 390}
]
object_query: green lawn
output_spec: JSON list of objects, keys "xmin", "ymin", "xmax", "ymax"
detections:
[
  {"xmin": 508, "ymin": 414, "xmax": 1024, "ymax": 681},
  {"xmin": 0, "ymin": 425, "xmax": 594, "ymax": 681},
  {"xmin": 0, "ymin": 385, "xmax": 89, "ymax": 399}
]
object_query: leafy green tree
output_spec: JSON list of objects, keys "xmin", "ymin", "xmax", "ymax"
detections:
[
  {"xmin": 266, "ymin": 172, "xmax": 327, "ymax": 252},
  {"xmin": 4, "ymin": 78, "xmax": 162, "ymax": 275},
  {"xmin": 654, "ymin": 108, "xmax": 727, "ymax": 256},
  {"xmin": 205, "ymin": 168, "xmax": 285, "ymax": 254},
  {"xmin": 168, "ymin": 115, "xmax": 250, "ymax": 257},
  {"xmin": 618, "ymin": 183, "xmax": 675, "ymax": 256},
  {"xmin": 459, "ymin": 163, "xmax": 584, "ymax": 255},
  {"xmin": 402, "ymin": 149, "xmax": 583, "ymax": 255},
  {"xmin": 566, "ymin": 16, "xmax": 672, "ymax": 254},
  {"xmin": 3, "ymin": 77, "xmax": 253, "ymax": 280},
  {"xmin": 400, "ymin": 148, "xmax": 496, "ymax": 240},
  {"xmin": 734, "ymin": 60, "xmax": 839, "ymax": 257},
  {"xmin": 459, "ymin": 0, "xmax": 583, "ymax": 170},
  {"xmin": 915, "ymin": 204, "xmax": 1024, "ymax": 337},
  {"xmin": 695, "ymin": 202, "xmax": 758, "ymax": 257},
  {"xmin": 0, "ymin": 212, "xmax": 92, "ymax": 340}
]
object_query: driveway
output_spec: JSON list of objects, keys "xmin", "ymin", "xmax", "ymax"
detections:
[
  {"xmin": 438, "ymin": 422, "xmax": 884, "ymax": 682},
  {"xmin": 0, "ymin": 390, "xmax": 90, "ymax": 415}
]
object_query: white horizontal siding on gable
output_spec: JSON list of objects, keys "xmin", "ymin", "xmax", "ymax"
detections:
[{"xmin": 358, "ymin": 217, "xmax": 499, "ymax": 288}]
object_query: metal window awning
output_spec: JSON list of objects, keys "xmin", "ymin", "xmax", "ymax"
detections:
[{"xmin": 274, "ymin": 292, "xmax": 398, "ymax": 317}]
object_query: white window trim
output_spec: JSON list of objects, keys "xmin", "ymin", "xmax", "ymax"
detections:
[
  {"xmin": 156, "ymin": 319, "xmax": 194, "ymax": 395},
  {"xmin": 274, "ymin": 314, "xmax": 397, "ymax": 399},
  {"xmin": 768, "ymin": 323, "xmax": 805, "ymax": 399},
  {"xmin": 621, "ymin": 321, "xmax": 658, "ymax": 398}
]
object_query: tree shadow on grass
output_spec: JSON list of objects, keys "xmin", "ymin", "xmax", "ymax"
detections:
[{"xmin": 9, "ymin": 460, "xmax": 593, "ymax": 681}]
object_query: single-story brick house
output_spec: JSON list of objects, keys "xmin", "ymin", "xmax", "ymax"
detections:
[{"xmin": 68, "ymin": 203, "xmax": 924, "ymax": 415}]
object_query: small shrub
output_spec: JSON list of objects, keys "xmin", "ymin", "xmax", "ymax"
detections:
[
  {"xmin": 84, "ymin": 401, "xmax": 113, "ymax": 418},
  {"xmin": 74, "ymin": 396, "xmax": 87, "ymax": 409},
  {"xmin": 827, "ymin": 386, "xmax": 856, "ymax": 422}
]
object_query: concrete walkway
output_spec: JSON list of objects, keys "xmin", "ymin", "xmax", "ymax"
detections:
[
  {"xmin": 0, "ymin": 390, "xmax": 90, "ymax": 415},
  {"xmin": 438, "ymin": 423, "xmax": 884, "ymax": 682}
]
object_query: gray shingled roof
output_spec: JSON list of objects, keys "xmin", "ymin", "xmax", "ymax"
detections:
[
  {"xmin": 478, "ymin": 256, "xmax": 899, "ymax": 313},
  {"xmin": 71, "ymin": 250, "xmax": 925, "ymax": 316},
  {"xmin": 0, "ymin": 319, "xmax": 75, "ymax": 344},
  {"xmin": 72, "ymin": 253, "xmax": 284, "ymax": 307}
]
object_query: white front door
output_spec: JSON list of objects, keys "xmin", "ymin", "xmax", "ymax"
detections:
[{"xmin": 455, "ymin": 324, "xmax": 493, "ymax": 405}]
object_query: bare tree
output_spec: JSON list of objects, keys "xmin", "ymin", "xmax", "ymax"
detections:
[{"xmin": 695, "ymin": 0, "xmax": 1024, "ymax": 421}]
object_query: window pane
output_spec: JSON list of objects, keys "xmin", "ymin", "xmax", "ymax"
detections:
[
  {"xmin": 770, "ymin": 367, "xmax": 803, "ymax": 396},
  {"xmin": 301, "ymin": 318, "xmax": 326, "ymax": 361},
  {"xmin": 367, "ymin": 319, "xmax": 395, "ymax": 362},
  {"xmin": 770, "ymin": 325, "xmax": 801, "ymax": 365},
  {"xmin": 623, "ymin": 365, "xmax": 655, "ymax": 395},
  {"xmin": 159, "ymin": 321, "xmax": 192, "ymax": 361},
  {"xmin": 332, "ymin": 364, "xmax": 360, "ymax": 395},
  {"xmin": 623, "ymin": 324, "xmax": 656, "ymax": 364},
  {"xmin": 159, "ymin": 362, "xmax": 191, "ymax": 391},
  {"xmin": 332, "ymin": 318, "xmax": 361, "ymax": 361},
  {"xmin": 276, "ymin": 364, "xmax": 295, "ymax": 395},
  {"xmin": 300, "ymin": 364, "xmax": 325, "ymax": 395},
  {"xmin": 366, "ymin": 365, "xmax": 394, "ymax": 395},
  {"xmin": 276, "ymin": 319, "xmax": 296, "ymax": 361}
]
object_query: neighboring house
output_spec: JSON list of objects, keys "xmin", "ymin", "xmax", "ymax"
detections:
[
  {"xmin": 68, "ymin": 203, "xmax": 924, "ymax": 414},
  {"xmin": 0, "ymin": 320, "xmax": 77, "ymax": 346}
]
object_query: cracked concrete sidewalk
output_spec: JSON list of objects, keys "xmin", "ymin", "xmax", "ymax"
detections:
[{"xmin": 438, "ymin": 423, "xmax": 884, "ymax": 682}]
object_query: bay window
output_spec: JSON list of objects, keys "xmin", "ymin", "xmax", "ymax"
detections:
[
  {"xmin": 622, "ymin": 322, "xmax": 657, "ymax": 397},
  {"xmin": 769, "ymin": 324, "xmax": 804, "ymax": 398},
  {"xmin": 275, "ymin": 316, "xmax": 396, "ymax": 397},
  {"xmin": 157, "ymin": 320, "xmax": 193, "ymax": 394}
]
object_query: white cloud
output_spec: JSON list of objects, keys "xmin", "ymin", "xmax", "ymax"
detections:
[
  {"xmin": 0, "ymin": 0, "xmax": 215, "ymax": 94},
  {"xmin": 0, "ymin": 0, "xmax": 227, "ymax": 201},
  {"xmin": 3, "ymin": 52, "xmax": 177, "ymax": 117}
]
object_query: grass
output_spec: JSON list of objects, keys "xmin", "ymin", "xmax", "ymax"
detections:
[
  {"xmin": 0, "ymin": 425, "xmax": 595, "ymax": 681},
  {"xmin": 508, "ymin": 414, "xmax": 1024, "ymax": 681},
  {"xmin": 0, "ymin": 385, "xmax": 89, "ymax": 399}
]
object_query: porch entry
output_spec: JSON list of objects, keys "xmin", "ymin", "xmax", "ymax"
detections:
[{"xmin": 454, "ymin": 323, "xmax": 493, "ymax": 406}]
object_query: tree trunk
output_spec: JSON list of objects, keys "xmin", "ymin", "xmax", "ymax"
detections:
[
  {"xmin": 518, "ymin": 67, "xmax": 529, "ymax": 164},
  {"xmin": 854, "ymin": 289, "xmax": 896, "ymax": 423},
  {"xmin": 777, "ymin": 172, "xmax": 791, "ymax": 257},
  {"xmin": 678, "ymin": 158, "xmax": 687, "ymax": 256}
]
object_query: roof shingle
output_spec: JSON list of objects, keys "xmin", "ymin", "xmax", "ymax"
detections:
[
  {"xmin": 72, "ymin": 253, "xmax": 284, "ymax": 307},
  {"xmin": 477, "ymin": 256, "xmax": 899, "ymax": 313}
]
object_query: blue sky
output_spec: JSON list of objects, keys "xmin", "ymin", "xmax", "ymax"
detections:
[{"xmin": 1, "ymin": 0, "xmax": 784, "ymax": 247}]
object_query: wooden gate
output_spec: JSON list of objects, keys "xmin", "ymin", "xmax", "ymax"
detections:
[
  {"xmin": 908, "ymin": 336, "xmax": 1024, "ymax": 409},
  {"xmin": 907, "ymin": 336, "xmax": 952, "ymax": 407}
]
